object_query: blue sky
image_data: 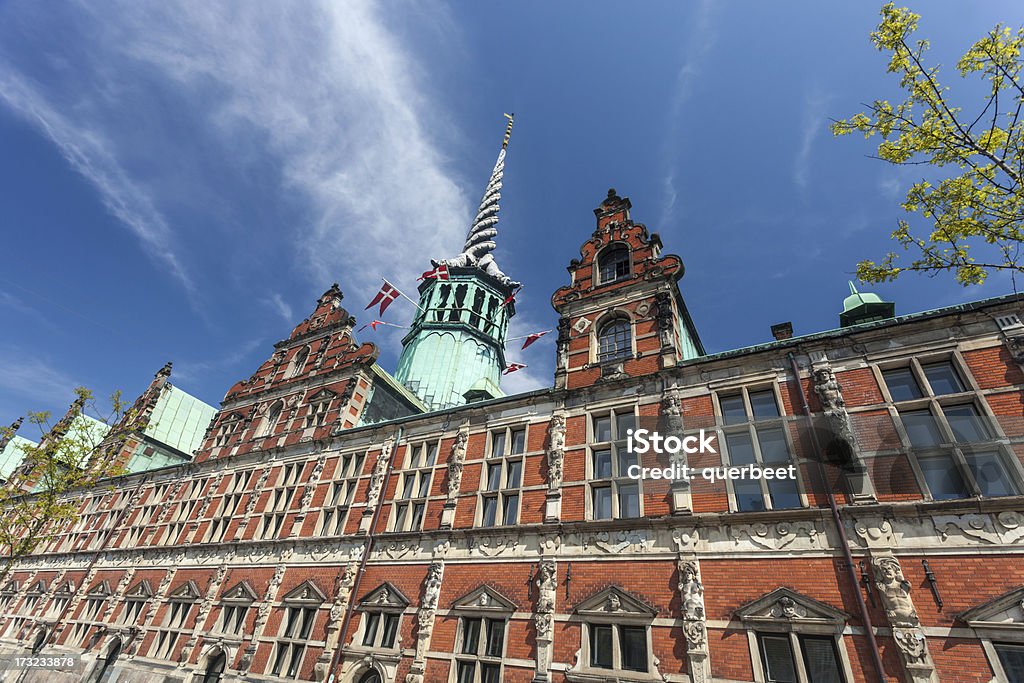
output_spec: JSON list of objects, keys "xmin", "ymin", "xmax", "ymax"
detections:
[{"xmin": 0, "ymin": 1, "xmax": 1021, "ymax": 424}]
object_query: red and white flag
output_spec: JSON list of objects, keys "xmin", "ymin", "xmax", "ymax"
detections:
[
  {"xmin": 503, "ymin": 362, "xmax": 527, "ymax": 375},
  {"xmin": 358, "ymin": 320, "xmax": 385, "ymax": 332},
  {"xmin": 521, "ymin": 330, "xmax": 551, "ymax": 350},
  {"xmin": 500, "ymin": 285, "xmax": 522, "ymax": 308},
  {"xmin": 418, "ymin": 264, "xmax": 450, "ymax": 281},
  {"xmin": 365, "ymin": 281, "xmax": 400, "ymax": 316}
]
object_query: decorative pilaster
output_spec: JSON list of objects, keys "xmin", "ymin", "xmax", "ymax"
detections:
[
  {"xmin": 406, "ymin": 560, "xmax": 444, "ymax": 683},
  {"xmin": 314, "ymin": 558, "xmax": 361, "ymax": 682},
  {"xmin": 441, "ymin": 427, "xmax": 469, "ymax": 529},
  {"xmin": 179, "ymin": 564, "xmax": 229, "ymax": 666},
  {"xmin": 554, "ymin": 317, "xmax": 571, "ymax": 390},
  {"xmin": 533, "ymin": 559, "xmax": 556, "ymax": 682},
  {"xmin": 294, "ymin": 454, "xmax": 328, "ymax": 533},
  {"xmin": 240, "ymin": 564, "xmax": 286, "ymax": 673},
  {"xmin": 125, "ymin": 567, "xmax": 175, "ymax": 658},
  {"xmin": 661, "ymin": 389, "xmax": 692, "ymax": 514},
  {"xmin": 101, "ymin": 568, "xmax": 136, "ymax": 622},
  {"xmin": 677, "ymin": 556, "xmax": 710, "ymax": 683},
  {"xmin": 871, "ymin": 555, "xmax": 937, "ymax": 682},
  {"xmin": 811, "ymin": 358, "xmax": 876, "ymax": 503},
  {"xmin": 544, "ymin": 413, "xmax": 566, "ymax": 522},
  {"xmin": 360, "ymin": 437, "xmax": 394, "ymax": 534}
]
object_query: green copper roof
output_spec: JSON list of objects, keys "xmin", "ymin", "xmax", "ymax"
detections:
[
  {"xmin": 144, "ymin": 385, "xmax": 217, "ymax": 457},
  {"xmin": 840, "ymin": 281, "xmax": 895, "ymax": 328},
  {"xmin": 0, "ymin": 435, "xmax": 36, "ymax": 481},
  {"xmin": 843, "ymin": 281, "xmax": 887, "ymax": 312}
]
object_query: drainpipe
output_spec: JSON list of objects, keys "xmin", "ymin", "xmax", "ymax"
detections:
[
  {"xmin": 786, "ymin": 353, "xmax": 888, "ymax": 683},
  {"xmin": 327, "ymin": 427, "xmax": 404, "ymax": 683}
]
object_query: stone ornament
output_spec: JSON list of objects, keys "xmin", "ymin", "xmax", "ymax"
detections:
[
  {"xmin": 366, "ymin": 438, "xmax": 394, "ymax": 509},
  {"xmin": 407, "ymin": 560, "xmax": 445, "ymax": 683},
  {"xmin": 446, "ymin": 428, "xmax": 469, "ymax": 499},
  {"xmin": 546, "ymin": 413, "xmax": 566, "ymax": 490}
]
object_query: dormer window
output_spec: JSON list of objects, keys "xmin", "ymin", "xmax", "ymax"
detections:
[
  {"xmin": 597, "ymin": 317, "xmax": 632, "ymax": 363},
  {"xmin": 259, "ymin": 401, "xmax": 283, "ymax": 439},
  {"xmin": 598, "ymin": 245, "xmax": 631, "ymax": 284}
]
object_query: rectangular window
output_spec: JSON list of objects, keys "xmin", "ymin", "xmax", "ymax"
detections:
[
  {"xmin": 918, "ymin": 455, "xmax": 970, "ymax": 500},
  {"xmin": 590, "ymin": 624, "xmax": 613, "ymax": 668},
  {"xmin": 479, "ymin": 428, "xmax": 527, "ymax": 528},
  {"xmin": 456, "ymin": 616, "xmax": 506, "ymax": 682},
  {"xmin": 883, "ymin": 367, "xmax": 923, "ymax": 402},
  {"xmin": 966, "ymin": 451, "xmax": 1020, "ymax": 497},
  {"xmin": 996, "ymin": 643, "xmax": 1024, "ymax": 682},
  {"xmin": 620, "ymin": 626, "xmax": 648, "ymax": 672},
  {"xmin": 921, "ymin": 361, "xmax": 965, "ymax": 395},
  {"xmin": 589, "ymin": 409, "xmax": 642, "ymax": 519},
  {"xmin": 759, "ymin": 634, "xmax": 797, "ymax": 683},
  {"xmin": 800, "ymin": 636, "xmax": 843, "ymax": 683}
]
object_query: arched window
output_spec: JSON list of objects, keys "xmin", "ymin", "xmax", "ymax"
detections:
[
  {"xmin": 288, "ymin": 346, "xmax": 310, "ymax": 378},
  {"xmin": 597, "ymin": 318, "xmax": 632, "ymax": 363},
  {"xmin": 597, "ymin": 246, "xmax": 630, "ymax": 284},
  {"xmin": 259, "ymin": 401, "xmax": 283, "ymax": 438}
]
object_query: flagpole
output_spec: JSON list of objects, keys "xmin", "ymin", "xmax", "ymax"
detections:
[{"xmin": 383, "ymin": 277, "xmax": 424, "ymax": 312}]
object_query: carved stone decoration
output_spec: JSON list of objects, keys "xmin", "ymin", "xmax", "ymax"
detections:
[
  {"xmin": 446, "ymin": 427, "xmax": 469, "ymax": 500},
  {"xmin": 555, "ymin": 317, "xmax": 571, "ymax": 387},
  {"xmin": 811, "ymin": 359, "xmax": 876, "ymax": 503},
  {"xmin": 300, "ymin": 455, "xmax": 328, "ymax": 511},
  {"xmin": 244, "ymin": 563, "xmax": 287, "ymax": 672},
  {"xmin": 243, "ymin": 466, "xmax": 273, "ymax": 518},
  {"xmin": 1005, "ymin": 335, "xmax": 1024, "ymax": 369},
  {"xmin": 101, "ymin": 568, "xmax": 136, "ymax": 621},
  {"xmin": 533, "ymin": 559, "xmax": 557, "ymax": 682},
  {"xmin": 365, "ymin": 439, "xmax": 393, "ymax": 510},
  {"xmin": 179, "ymin": 564, "xmax": 229, "ymax": 666},
  {"xmin": 545, "ymin": 413, "xmax": 566, "ymax": 491},
  {"xmin": 871, "ymin": 555, "xmax": 937, "ymax": 682},
  {"xmin": 406, "ymin": 560, "xmax": 445, "ymax": 683},
  {"xmin": 653, "ymin": 291, "xmax": 675, "ymax": 349},
  {"xmin": 660, "ymin": 388, "xmax": 692, "ymax": 513},
  {"xmin": 314, "ymin": 560, "xmax": 360, "ymax": 682},
  {"xmin": 677, "ymin": 557, "xmax": 711, "ymax": 683}
]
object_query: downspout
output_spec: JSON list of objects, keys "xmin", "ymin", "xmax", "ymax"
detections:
[
  {"xmin": 328, "ymin": 426, "xmax": 404, "ymax": 683},
  {"xmin": 786, "ymin": 352, "xmax": 888, "ymax": 683}
]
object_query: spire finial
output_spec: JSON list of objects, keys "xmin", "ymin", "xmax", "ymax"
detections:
[
  {"xmin": 501, "ymin": 112, "xmax": 514, "ymax": 150},
  {"xmin": 434, "ymin": 113, "xmax": 521, "ymax": 289},
  {"xmin": 848, "ymin": 281, "xmax": 859, "ymax": 295}
]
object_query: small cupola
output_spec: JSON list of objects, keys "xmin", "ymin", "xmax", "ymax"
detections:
[{"xmin": 840, "ymin": 281, "xmax": 895, "ymax": 327}]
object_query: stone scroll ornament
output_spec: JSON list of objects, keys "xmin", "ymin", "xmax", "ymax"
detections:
[
  {"xmin": 314, "ymin": 560, "xmax": 361, "ymax": 681},
  {"xmin": 546, "ymin": 413, "xmax": 566, "ymax": 491},
  {"xmin": 871, "ymin": 556, "xmax": 937, "ymax": 682},
  {"xmin": 678, "ymin": 557, "xmax": 711, "ymax": 682},
  {"xmin": 365, "ymin": 438, "xmax": 394, "ymax": 510},
  {"xmin": 534, "ymin": 559, "xmax": 557, "ymax": 681},
  {"xmin": 241, "ymin": 564, "xmax": 287, "ymax": 672},
  {"xmin": 447, "ymin": 427, "xmax": 469, "ymax": 499},
  {"xmin": 406, "ymin": 560, "xmax": 445, "ymax": 683}
]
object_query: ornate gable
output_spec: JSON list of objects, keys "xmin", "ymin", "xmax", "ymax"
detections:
[
  {"xmin": 221, "ymin": 581, "xmax": 258, "ymax": 603},
  {"xmin": 959, "ymin": 586, "xmax": 1024, "ymax": 632},
  {"xmin": 359, "ymin": 582, "xmax": 410, "ymax": 610},
  {"xmin": 281, "ymin": 580, "xmax": 326, "ymax": 604},
  {"xmin": 27, "ymin": 580, "xmax": 46, "ymax": 595},
  {"xmin": 55, "ymin": 580, "xmax": 76, "ymax": 596},
  {"xmin": 1, "ymin": 580, "xmax": 19, "ymax": 594},
  {"xmin": 87, "ymin": 581, "xmax": 111, "ymax": 597},
  {"xmin": 125, "ymin": 580, "xmax": 153, "ymax": 600},
  {"xmin": 168, "ymin": 580, "xmax": 202, "ymax": 601},
  {"xmin": 307, "ymin": 388, "xmax": 336, "ymax": 403},
  {"xmin": 575, "ymin": 586, "xmax": 657, "ymax": 620},
  {"xmin": 735, "ymin": 587, "xmax": 848, "ymax": 628},
  {"xmin": 450, "ymin": 585, "xmax": 517, "ymax": 613}
]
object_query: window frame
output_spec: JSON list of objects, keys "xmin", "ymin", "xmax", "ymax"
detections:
[
  {"xmin": 713, "ymin": 385, "xmax": 806, "ymax": 513},
  {"xmin": 595, "ymin": 315, "xmax": 634, "ymax": 365},
  {"xmin": 478, "ymin": 425, "xmax": 527, "ymax": 528},
  {"xmin": 388, "ymin": 440, "xmax": 440, "ymax": 532},
  {"xmin": 586, "ymin": 408, "xmax": 641, "ymax": 520},
  {"xmin": 595, "ymin": 243, "xmax": 632, "ymax": 286},
  {"xmin": 875, "ymin": 353, "xmax": 1024, "ymax": 501}
]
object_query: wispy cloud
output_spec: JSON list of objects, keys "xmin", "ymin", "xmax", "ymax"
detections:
[
  {"xmin": 0, "ymin": 346, "xmax": 79, "ymax": 413},
  {"xmin": 264, "ymin": 293, "xmax": 294, "ymax": 324},
  {"xmin": 102, "ymin": 0, "xmax": 470, "ymax": 299},
  {"xmin": 174, "ymin": 337, "xmax": 266, "ymax": 385},
  {"xmin": 0, "ymin": 68, "xmax": 198, "ymax": 302},
  {"xmin": 793, "ymin": 89, "xmax": 832, "ymax": 191},
  {"xmin": 0, "ymin": 291, "xmax": 54, "ymax": 330},
  {"xmin": 660, "ymin": 0, "xmax": 721, "ymax": 228}
]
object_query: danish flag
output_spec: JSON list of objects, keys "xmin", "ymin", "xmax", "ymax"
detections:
[
  {"xmin": 521, "ymin": 330, "xmax": 550, "ymax": 350},
  {"xmin": 418, "ymin": 264, "xmax": 450, "ymax": 281},
  {"xmin": 500, "ymin": 285, "xmax": 522, "ymax": 308},
  {"xmin": 503, "ymin": 362, "xmax": 527, "ymax": 375},
  {"xmin": 358, "ymin": 320, "xmax": 385, "ymax": 332},
  {"xmin": 365, "ymin": 281, "xmax": 401, "ymax": 316}
]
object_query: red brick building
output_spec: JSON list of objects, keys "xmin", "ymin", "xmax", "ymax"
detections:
[{"xmin": 1, "ymin": 188, "xmax": 1024, "ymax": 683}]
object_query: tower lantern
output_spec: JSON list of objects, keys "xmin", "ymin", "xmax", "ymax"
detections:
[{"xmin": 395, "ymin": 115, "xmax": 519, "ymax": 410}]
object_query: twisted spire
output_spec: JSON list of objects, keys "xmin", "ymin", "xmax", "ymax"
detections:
[{"xmin": 436, "ymin": 114, "xmax": 520, "ymax": 289}]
